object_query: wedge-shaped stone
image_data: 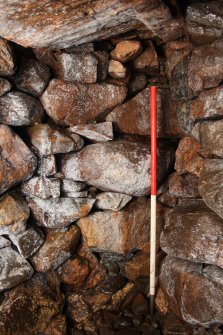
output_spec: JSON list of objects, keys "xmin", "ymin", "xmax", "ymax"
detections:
[
  {"xmin": 199, "ymin": 159, "xmax": 223, "ymax": 220},
  {"xmin": 161, "ymin": 199, "xmax": 223, "ymax": 268},
  {"xmin": 68, "ymin": 122, "xmax": 113, "ymax": 142},
  {"xmin": 0, "ymin": 247, "xmax": 33, "ymax": 292},
  {"xmin": 77, "ymin": 197, "xmax": 163, "ymax": 254},
  {"xmin": 27, "ymin": 197, "xmax": 95, "ymax": 228},
  {"xmin": 95, "ymin": 192, "xmax": 132, "ymax": 211},
  {"xmin": 21, "ymin": 176, "xmax": 60, "ymax": 199},
  {"xmin": 0, "ymin": 78, "xmax": 11, "ymax": 96},
  {"xmin": 31, "ymin": 225, "xmax": 80, "ymax": 272},
  {"xmin": 62, "ymin": 140, "xmax": 174, "ymax": 197},
  {"xmin": 40, "ymin": 79, "xmax": 127, "ymax": 126}
]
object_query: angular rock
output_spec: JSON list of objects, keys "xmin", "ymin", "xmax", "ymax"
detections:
[
  {"xmin": 13, "ymin": 57, "xmax": 50, "ymax": 97},
  {"xmin": 186, "ymin": 1, "xmax": 223, "ymax": 45},
  {"xmin": 61, "ymin": 179, "xmax": 86, "ymax": 194},
  {"xmin": 9, "ymin": 226, "xmax": 44, "ymax": 258},
  {"xmin": 161, "ymin": 199, "xmax": 223, "ymax": 268},
  {"xmin": 0, "ymin": 91, "xmax": 44, "ymax": 126},
  {"xmin": 0, "ymin": 77, "xmax": 11, "ymax": 96},
  {"xmin": 168, "ymin": 172, "xmax": 200, "ymax": 199},
  {"xmin": 162, "ymin": 312, "xmax": 196, "ymax": 335},
  {"xmin": 65, "ymin": 191, "xmax": 88, "ymax": 198},
  {"xmin": 128, "ymin": 72, "xmax": 147, "ymax": 94},
  {"xmin": 0, "ymin": 38, "xmax": 15, "ymax": 76},
  {"xmin": 21, "ymin": 176, "xmax": 60, "ymax": 199},
  {"xmin": 199, "ymin": 159, "xmax": 223, "ymax": 219},
  {"xmin": 155, "ymin": 288, "xmax": 169, "ymax": 315},
  {"xmin": 110, "ymin": 40, "xmax": 142, "ymax": 63},
  {"xmin": 31, "ymin": 225, "xmax": 80, "ymax": 272},
  {"xmin": 120, "ymin": 250, "xmax": 149, "ymax": 281},
  {"xmin": 43, "ymin": 315, "xmax": 67, "ymax": 335},
  {"xmin": 77, "ymin": 197, "xmax": 163, "ymax": 254},
  {"xmin": 62, "ymin": 140, "xmax": 174, "ymax": 197},
  {"xmin": 37, "ymin": 155, "xmax": 57, "ymax": 176},
  {"xmin": 82, "ymin": 292, "xmax": 110, "ymax": 312},
  {"xmin": 40, "ymin": 79, "xmax": 127, "ymax": 126},
  {"xmin": 175, "ymin": 137, "xmax": 204, "ymax": 177},
  {"xmin": 67, "ymin": 293, "xmax": 91, "ymax": 323},
  {"xmin": 95, "ymin": 192, "xmax": 132, "ymax": 211},
  {"xmin": 0, "ymin": 125, "xmax": 37, "ymax": 195},
  {"xmin": 95, "ymin": 50, "xmax": 109, "ymax": 81},
  {"xmin": 68, "ymin": 122, "xmax": 113, "ymax": 142},
  {"xmin": 54, "ymin": 51, "xmax": 98, "ymax": 83},
  {"xmin": 195, "ymin": 120, "xmax": 223, "ymax": 157},
  {"xmin": 132, "ymin": 41, "xmax": 159, "ymax": 74},
  {"xmin": 28, "ymin": 123, "xmax": 83, "ymax": 155},
  {"xmin": 189, "ymin": 86, "xmax": 223, "ymax": 122},
  {"xmin": 57, "ymin": 255, "xmax": 90, "ymax": 288},
  {"xmin": 108, "ymin": 60, "xmax": 128, "ymax": 79},
  {"xmin": 160, "ymin": 255, "xmax": 223, "ymax": 326},
  {"xmin": 0, "ymin": 236, "xmax": 11, "ymax": 248},
  {"xmin": 0, "ymin": 247, "xmax": 33, "ymax": 292},
  {"xmin": 0, "ymin": 273, "xmax": 63, "ymax": 335},
  {"xmin": 27, "ymin": 197, "xmax": 95, "ymax": 228}
]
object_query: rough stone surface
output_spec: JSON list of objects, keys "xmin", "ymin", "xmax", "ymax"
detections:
[
  {"xmin": 43, "ymin": 314, "xmax": 67, "ymax": 335},
  {"xmin": 62, "ymin": 140, "xmax": 174, "ymax": 197},
  {"xmin": 120, "ymin": 251, "xmax": 149, "ymax": 281},
  {"xmin": 54, "ymin": 51, "xmax": 98, "ymax": 83},
  {"xmin": 132, "ymin": 41, "xmax": 159, "ymax": 74},
  {"xmin": 13, "ymin": 57, "xmax": 50, "ymax": 97},
  {"xmin": 168, "ymin": 172, "xmax": 200, "ymax": 199},
  {"xmin": 0, "ymin": 77, "xmax": 11, "ymax": 96},
  {"xmin": 0, "ymin": 38, "xmax": 15, "ymax": 76},
  {"xmin": 21, "ymin": 176, "xmax": 60, "ymax": 199},
  {"xmin": 0, "ymin": 91, "xmax": 44, "ymax": 126},
  {"xmin": 37, "ymin": 155, "xmax": 57, "ymax": 176},
  {"xmin": 110, "ymin": 40, "xmax": 142, "ymax": 63},
  {"xmin": 40, "ymin": 79, "xmax": 127, "ymax": 126},
  {"xmin": 77, "ymin": 197, "xmax": 163, "ymax": 254},
  {"xmin": 175, "ymin": 137, "xmax": 204, "ymax": 177},
  {"xmin": 128, "ymin": 72, "xmax": 147, "ymax": 94},
  {"xmin": 160, "ymin": 255, "xmax": 223, "ymax": 326},
  {"xmin": 161, "ymin": 199, "xmax": 223, "ymax": 268},
  {"xmin": 95, "ymin": 50, "xmax": 109, "ymax": 81},
  {"xmin": 199, "ymin": 159, "xmax": 223, "ymax": 220},
  {"xmin": 108, "ymin": 60, "xmax": 128, "ymax": 79},
  {"xmin": 0, "ymin": 236, "xmax": 11, "ymax": 248},
  {"xmin": 0, "ymin": 247, "xmax": 34, "ymax": 292},
  {"xmin": 31, "ymin": 225, "xmax": 80, "ymax": 272},
  {"xmin": 186, "ymin": 1, "xmax": 223, "ymax": 45},
  {"xmin": 28, "ymin": 123, "xmax": 83, "ymax": 155},
  {"xmin": 67, "ymin": 293, "xmax": 91, "ymax": 323},
  {"xmin": 9, "ymin": 226, "xmax": 44, "ymax": 258},
  {"xmin": 195, "ymin": 119, "xmax": 223, "ymax": 158},
  {"xmin": 0, "ymin": 273, "xmax": 63, "ymax": 335},
  {"xmin": 189, "ymin": 86, "xmax": 223, "ymax": 122},
  {"xmin": 61, "ymin": 179, "xmax": 86, "ymax": 194},
  {"xmin": 68, "ymin": 122, "xmax": 113, "ymax": 142},
  {"xmin": 95, "ymin": 192, "xmax": 132, "ymax": 211},
  {"xmin": 27, "ymin": 196, "xmax": 95, "ymax": 228}
]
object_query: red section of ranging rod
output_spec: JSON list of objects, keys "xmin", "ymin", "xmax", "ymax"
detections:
[{"xmin": 150, "ymin": 86, "xmax": 157, "ymax": 195}]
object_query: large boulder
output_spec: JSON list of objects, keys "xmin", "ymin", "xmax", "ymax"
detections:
[{"xmin": 62, "ymin": 140, "xmax": 174, "ymax": 197}]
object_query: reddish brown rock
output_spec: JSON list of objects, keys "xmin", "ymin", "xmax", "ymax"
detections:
[
  {"xmin": 195, "ymin": 120, "xmax": 223, "ymax": 158},
  {"xmin": 110, "ymin": 40, "xmax": 142, "ymax": 63},
  {"xmin": 168, "ymin": 172, "xmax": 200, "ymax": 199},
  {"xmin": 0, "ymin": 38, "xmax": 15, "ymax": 76},
  {"xmin": 83, "ymin": 292, "xmax": 110, "ymax": 312},
  {"xmin": 62, "ymin": 140, "xmax": 174, "ymax": 197},
  {"xmin": 155, "ymin": 288, "xmax": 169, "ymax": 315},
  {"xmin": 61, "ymin": 179, "xmax": 86, "ymax": 194},
  {"xmin": 9, "ymin": 226, "xmax": 44, "ymax": 258},
  {"xmin": 0, "ymin": 91, "xmax": 44, "ymax": 126},
  {"xmin": 162, "ymin": 312, "xmax": 196, "ymax": 335},
  {"xmin": 120, "ymin": 250, "xmax": 149, "ymax": 280},
  {"xmin": 77, "ymin": 197, "xmax": 163, "ymax": 254},
  {"xmin": 108, "ymin": 60, "xmax": 128, "ymax": 79},
  {"xmin": 13, "ymin": 57, "xmax": 50, "ymax": 97},
  {"xmin": 57, "ymin": 255, "xmax": 89, "ymax": 288},
  {"xmin": 175, "ymin": 137, "xmax": 204, "ymax": 177},
  {"xmin": 128, "ymin": 72, "xmax": 147, "ymax": 94},
  {"xmin": 37, "ymin": 155, "xmax": 57, "ymax": 177},
  {"xmin": 68, "ymin": 122, "xmax": 113, "ymax": 142},
  {"xmin": 27, "ymin": 197, "xmax": 95, "ymax": 228},
  {"xmin": 0, "ymin": 273, "xmax": 64, "ymax": 335},
  {"xmin": 160, "ymin": 255, "xmax": 223, "ymax": 326},
  {"xmin": 95, "ymin": 50, "xmax": 109, "ymax": 81},
  {"xmin": 40, "ymin": 79, "xmax": 127, "ymax": 126},
  {"xmin": 43, "ymin": 314, "xmax": 67, "ymax": 335},
  {"xmin": 186, "ymin": 1, "xmax": 223, "ymax": 45},
  {"xmin": 161, "ymin": 199, "xmax": 223, "ymax": 268},
  {"xmin": 28, "ymin": 123, "xmax": 83, "ymax": 155},
  {"xmin": 67, "ymin": 293, "xmax": 91, "ymax": 323},
  {"xmin": 31, "ymin": 225, "xmax": 80, "ymax": 272},
  {"xmin": 54, "ymin": 51, "xmax": 98, "ymax": 83},
  {"xmin": 132, "ymin": 41, "xmax": 159, "ymax": 74},
  {"xmin": 21, "ymin": 176, "xmax": 60, "ymax": 199},
  {"xmin": 95, "ymin": 192, "xmax": 132, "ymax": 211},
  {"xmin": 199, "ymin": 159, "xmax": 223, "ymax": 220},
  {"xmin": 0, "ymin": 77, "xmax": 11, "ymax": 96},
  {"xmin": 0, "ymin": 247, "xmax": 34, "ymax": 292}
]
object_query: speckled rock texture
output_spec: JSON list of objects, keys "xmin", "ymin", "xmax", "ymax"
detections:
[
  {"xmin": 68, "ymin": 122, "xmax": 113, "ymax": 142},
  {"xmin": 0, "ymin": 78, "xmax": 11, "ymax": 96},
  {"xmin": 21, "ymin": 176, "xmax": 60, "ymax": 199},
  {"xmin": 0, "ymin": 38, "xmax": 15, "ymax": 76}
]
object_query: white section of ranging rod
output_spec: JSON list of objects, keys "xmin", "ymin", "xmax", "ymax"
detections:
[{"xmin": 150, "ymin": 194, "xmax": 157, "ymax": 304}]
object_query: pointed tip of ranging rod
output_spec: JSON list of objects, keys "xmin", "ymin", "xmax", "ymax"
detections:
[{"xmin": 150, "ymin": 295, "xmax": 155, "ymax": 315}]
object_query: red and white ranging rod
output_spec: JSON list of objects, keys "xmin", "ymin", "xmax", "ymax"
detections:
[{"xmin": 150, "ymin": 86, "xmax": 157, "ymax": 314}]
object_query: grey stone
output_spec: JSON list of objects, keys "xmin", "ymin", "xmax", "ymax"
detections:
[
  {"xmin": 37, "ymin": 155, "xmax": 57, "ymax": 176},
  {"xmin": 68, "ymin": 122, "xmax": 113, "ymax": 142},
  {"xmin": 95, "ymin": 192, "xmax": 132, "ymax": 211},
  {"xmin": 0, "ymin": 78, "xmax": 11, "ymax": 96},
  {"xmin": 21, "ymin": 176, "xmax": 60, "ymax": 199}
]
